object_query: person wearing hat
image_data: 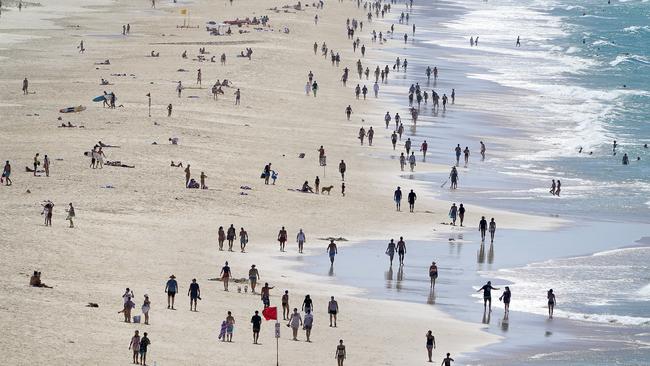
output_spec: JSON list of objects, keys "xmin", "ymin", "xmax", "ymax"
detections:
[
  {"xmin": 142, "ymin": 294, "xmax": 151, "ymax": 324},
  {"xmin": 248, "ymin": 265, "xmax": 260, "ymax": 293},
  {"xmin": 165, "ymin": 275, "xmax": 178, "ymax": 309},
  {"xmin": 429, "ymin": 262, "xmax": 438, "ymax": 289}
]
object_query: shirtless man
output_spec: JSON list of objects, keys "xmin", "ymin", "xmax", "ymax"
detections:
[{"xmin": 396, "ymin": 237, "xmax": 406, "ymax": 265}]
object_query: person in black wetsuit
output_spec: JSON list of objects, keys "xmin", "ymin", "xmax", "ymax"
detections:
[{"xmin": 477, "ymin": 281, "xmax": 499, "ymax": 311}]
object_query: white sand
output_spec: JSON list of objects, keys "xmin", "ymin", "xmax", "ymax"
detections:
[{"xmin": 0, "ymin": 0, "xmax": 564, "ymax": 364}]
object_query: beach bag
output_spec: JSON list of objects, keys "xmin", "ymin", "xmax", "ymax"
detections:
[{"xmin": 133, "ymin": 315, "xmax": 141, "ymax": 323}]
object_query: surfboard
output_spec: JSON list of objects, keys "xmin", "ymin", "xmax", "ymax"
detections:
[
  {"xmin": 59, "ymin": 105, "xmax": 86, "ymax": 113},
  {"xmin": 92, "ymin": 95, "xmax": 106, "ymax": 102}
]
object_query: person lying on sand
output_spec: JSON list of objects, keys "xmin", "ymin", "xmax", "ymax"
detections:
[
  {"xmin": 106, "ymin": 161, "xmax": 135, "ymax": 168},
  {"xmin": 98, "ymin": 141, "xmax": 119, "ymax": 148},
  {"xmin": 95, "ymin": 59, "xmax": 110, "ymax": 65},
  {"xmin": 171, "ymin": 161, "xmax": 184, "ymax": 167},
  {"xmin": 58, "ymin": 122, "xmax": 77, "ymax": 128},
  {"xmin": 30, "ymin": 271, "xmax": 53, "ymax": 288}
]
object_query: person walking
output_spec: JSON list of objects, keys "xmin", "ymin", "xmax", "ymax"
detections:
[
  {"xmin": 297, "ymin": 229, "xmax": 306, "ymax": 253},
  {"xmin": 328, "ymin": 296, "xmax": 339, "ymax": 327},
  {"xmin": 409, "ymin": 152, "xmax": 416, "ymax": 172},
  {"xmin": 394, "ymin": 186, "xmax": 402, "ymax": 211},
  {"xmin": 449, "ymin": 203, "xmax": 458, "ymax": 226},
  {"xmin": 396, "ymin": 237, "xmax": 407, "ymax": 265},
  {"xmin": 278, "ymin": 226, "xmax": 288, "ymax": 252},
  {"xmin": 489, "ymin": 218, "xmax": 496, "ymax": 243},
  {"xmin": 251, "ymin": 310, "xmax": 262, "ymax": 344},
  {"xmin": 288, "ymin": 308, "xmax": 303, "ymax": 341},
  {"xmin": 339, "ymin": 160, "xmax": 346, "ymax": 181},
  {"xmin": 220, "ymin": 262, "xmax": 231, "ymax": 291},
  {"xmin": 43, "ymin": 154, "xmax": 50, "ymax": 177},
  {"xmin": 282, "ymin": 290, "xmax": 290, "ymax": 320},
  {"xmin": 188, "ymin": 278, "xmax": 200, "ymax": 311},
  {"xmin": 499, "ymin": 286, "xmax": 511, "ymax": 317},
  {"xmin": 479, "ymin": 216, "xmax": 488, "ymax": 242},
  {"xmin": 429, "ymin": 262, "xmax": 438, "ymax": 289},
  {"xmin": 408, "ymin": 189, "xmax": 417, "ymax": 212},
  {"xmin": 141, "ymin": 294, "xmax": 151, "ymax": 325},
  {"xmin": 139, "ymin": 332, "xmax": 151, "ymax": 365},
  {"xmin": 336, "ymin": 340, "xmax": 347, "ymax": 366},
  {"xmin": 2, "ymin": 161, "xmax": 12, "ymax": 186},
  {"xmin": 304, "ymin": 309, "xmax": 314, "ymax": 342},
  {"xmin": 426, "ymin": 330, "xmax": 436, "ymax": 362},
  {"xmin": 239, "ymin": 227, "xmax": 248, "ymax": 252},
  {"xmin": 248, "ymin": 265, "xmax": 260, "ymax": 293},
  {"xmin": 547, "ymin": 289, "xmax": 556, "ymax": 319},
  {"xmin": 458, "ymin": 203, "xmax": 466, "ymax": 227},
  {"xmin": 66, "ymin": 203, "xmax": 75, "ymax": 228},
  {"xmin": 327, "ymin": 240, "xmax": 338, "ymax": 265},
  {"xmin": 128, "ymin": 330, "xmax": 141, "ymax": 365}
]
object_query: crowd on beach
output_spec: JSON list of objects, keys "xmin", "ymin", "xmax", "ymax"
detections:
[{"xmin": 7, "ymin": 0, "xmax": 646, "ymax": 365}]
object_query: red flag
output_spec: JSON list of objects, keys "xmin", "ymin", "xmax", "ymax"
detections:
[{"xmin": 262, "ymin": 307, "xmax": 277, "ymax": 321}]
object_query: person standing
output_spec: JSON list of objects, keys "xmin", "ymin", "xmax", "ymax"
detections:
[
  {"xmin": 399, "ymin": 152, "xmax": 406, "ymax": 171},
  {"xmin": 450, "ymin": 166, "xmax": 458, "ymax": 189},
  {"xmin": 184, "ymin": 164, "xmax": 191, "ymax": 187},
  {"xmin": 165, "ymin": 275, "xmax": 178, "ymax": 309},
  {"xmin": 220, "ymin": 261, "xmax": 231, "ymax": 291},
  {"xmin": 454, "ymin": 144, "xmax": 461, "ymax": 166},
  {"xmin": 327, "ymin": 240, "xmax": 338, "ymax": 265},
  {"xmin": 409, "ymin": 152, "xmax": 416, "ymax": 172},
  {"xmin": 338, "ymin": 160, "xmax": 346, "ymax": 181},
  {"xmin": 297, "ymin": 229, "xmax": 306, "ymax": 253},
  {"xmin": 2, "ymin": 161, "xmax": 12, "ymax": 186},
  {"xmin": 22, "ymin": 77, "xmax": 29, "ymax": 95},
  {"xmin": 239, "ymin": 227, "xmax": 248, "ymax": 252},
  {"xmin": 43, "ymin": 154, "xmax": 50, "ymax": 177},
  {"xmin": 328, "ymin": 296, "xmax": 339, "ymax": 327},
  {"xmin": 336, "ymin": 340, "xmax": 347, "ymax": 366},
  {"xmin": 304, "ymin": 309, "xmax": 314, "ymax": 342},
  {"xmin": 288, "ymin": 308, "xmax": 303, "ymax": 341},
  {"xmin": 421, "ymin": 140, "xmax": 428, "ymax": 159},
  {"xmin": 167, "ymin": 103, "xmax": 173, "ymax": 117},
  {"xmin": 196, "ymin": 68, "xmax": 202, "ymax": 86},
  {"xmin": 282, "ymin": 290, "xmax": 290, "ymax": 320},
  {"xmin": 358, "ymin": 127, "xmax": 366, "ymax": 145},
  {"xmin": 141, "ymin": 295, "xmax": 151, "ymax": 325},
  {"xmin": 477, "ymin": 281, "xmax": 499, "ymax": 312},
  {"xmin": 549, "ymin": 179, "xmax": 556, "ymax": 195},
  {"xmin": 479, "ymin": 216, "xmax": 488, "ymax": 242},
  {"xmin": 33, "ymin": 153, "xmax": 40, "ymax": 176},
  {"xmin": 425, "ymin": 330, "xmax": 436, "ymax": 362},
  {"xmin": 463, "ymin": 146, "xmax": 470, "ymax": 166},
  {"xmin": 139, "ymin": 332, "xmax": 151, "ymax": 365},
  {"xmin": 489, "ymin": 218, "xmax": 496, "ymax": 243},
  {"xmin": 66, "ymin": 202, "xmax": 75, "ymax": 228},
  {"xmin": 499, "ymin": 286, "xmax": 511, "ymax": 317},
  {"xmin": 249, "ymin": 265, "xmax": 260, "ymax": 293},
  {"xmin": 458, "ymin": 203, "xmax": 466, "ymax": 227},
  {"xmin": 408, "ymin": 189, "xmax": 417, "ymax": 212},
  {"xmin": 260, "ymin": 282, "xmax": 274, "ymax": 308},
  {"xmin": 278, "ymin": 226, "xmax": 288, "ymax": 252},
  {"xmin": 394, "ymin": 186, "xmax": 402, "ymax": 211},
  {"xmin": 128, "ymin": 330, "xmax": 141, "ymax": 365},
  {"xmin": 251, "ymin": 310, "xmax": 262, "ymax": 344},
  {"xmin": 368, "ymin": 126, "xmax": 374, "ymax": 146},
  {"xmin": 200, "ymin": 171, "xmax": 208, "ymax": 189},
  {"xmin": 176, "ymin": 81, "xmax": 183, "ymax": 97},
  {"xmin": 429, "ymin": 262, "xmax": 438, "ymax": 289},
  {"xmin": 547, "ymin": 289, "xmax": 556, "ymax": 319}
]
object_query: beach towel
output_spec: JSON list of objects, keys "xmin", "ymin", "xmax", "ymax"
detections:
[{"xmin": 218, "ymin": 321, "xmax": 227, "ymax": 340}]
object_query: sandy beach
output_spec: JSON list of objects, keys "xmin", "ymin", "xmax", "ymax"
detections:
[{"xmin": 7, "ymin": 0, "xmax": 635, "ymax": 365}]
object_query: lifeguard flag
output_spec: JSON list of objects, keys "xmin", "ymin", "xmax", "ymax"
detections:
[
  {"xmin": 262, "ymin": 307, "xmax": 277, "ymax": 321},
  {"xmin": 179, "ymin": 8, "xmax": 188, "ymax": 15}
]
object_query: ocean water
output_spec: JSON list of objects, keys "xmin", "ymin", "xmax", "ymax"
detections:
[{"xmin": 354, "ymin": 0, "xmax": 650, "ymax": 363}]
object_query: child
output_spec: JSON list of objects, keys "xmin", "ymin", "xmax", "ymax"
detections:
[
  {"xmin": 271, "ymin": 170, "xmax": 278, "ymax": 185},
  {"xmin": 218, "ymin": 320, "xmax": 228, "ymax": 341}
]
